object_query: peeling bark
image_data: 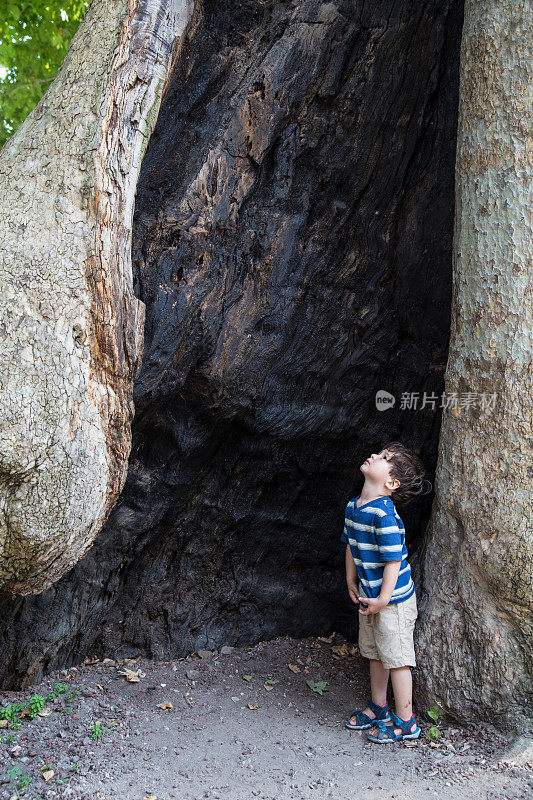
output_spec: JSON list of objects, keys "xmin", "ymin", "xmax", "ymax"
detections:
[
  {"xmin": 414, "ymin": 0, "xmax": 533, "ymax": 732},
  {"xmin": 0, "ymin": 0, "xmax": 193, "ymax": 593}
]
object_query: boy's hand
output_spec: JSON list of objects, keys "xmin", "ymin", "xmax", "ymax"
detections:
[
  {"xmin": 347, "ymin": 583, "xmax": 359, "ymax": 605},
  {"xmin": 358, "ymin": 596, "xmax": 388, "ymax": 615}
]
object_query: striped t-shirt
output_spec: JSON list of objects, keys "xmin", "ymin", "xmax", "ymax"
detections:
[{"xmin": 341, "ymin": 494, "xmax": 415, "ymax": 604}]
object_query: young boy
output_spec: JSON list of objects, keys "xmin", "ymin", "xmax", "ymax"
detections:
[{"xmin": 340, "ymin": 441, "xmax": 430, "ymax": 743}]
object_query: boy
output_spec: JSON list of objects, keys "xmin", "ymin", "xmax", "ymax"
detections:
[{"xmin": 340, "ymin": 441, "xmax": 430, "ymax": 743}]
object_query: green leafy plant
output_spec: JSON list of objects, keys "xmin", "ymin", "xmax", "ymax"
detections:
[
  {"xmin": 306, "ymin": 679, "xmax": 329, "ymax": 696},
  {"xmin": 242, "ymin": 674, "xmax": 253, "ymax": 682},
  {"xmin": 8, "ymin": 765, "xmax": 22, "ymax": 781},
  {"xmin": 16, "ymin": 774, "xmax": 31, "ymax": 790},
  {"xmin": 264, "ymin": 676, "xmax": 279, "ymax": 686},
  {"xmin": 29, "ymin": 694, "xmax": 46, "ymax": 717},
  {"xmin": 426, "ymin": 700, "xmax": 444, "ymax": 741},
  {"xmin": 89, "ymin": 720, "xmax": 104, "ymax": 741}
]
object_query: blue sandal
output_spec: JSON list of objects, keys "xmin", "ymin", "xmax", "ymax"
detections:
[
  {"xmin": 366, "ymin": 711, "xmax": 421, "ymax": 742},
  {"xmin": 345, "ymin": 699, "xmax": 392, "ymax": 730}
]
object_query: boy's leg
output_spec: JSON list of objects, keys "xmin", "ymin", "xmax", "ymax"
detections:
[
  {"xmin": 347, "ymin": 658, "xmax": 389, "ymax": 726},
  {"xmin": 368, "ymin": 665, "xmax": 418, "ymax": 735}
]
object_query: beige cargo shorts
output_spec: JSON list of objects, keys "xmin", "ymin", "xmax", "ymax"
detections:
[{"xmin": 357, "ymin": 582, "xmax": 418, "ymax": 669}]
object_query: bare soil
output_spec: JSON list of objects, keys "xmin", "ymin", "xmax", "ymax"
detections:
[{"xmin": 1, "ymin": 632, "xmax": 531, "ymax": 800}]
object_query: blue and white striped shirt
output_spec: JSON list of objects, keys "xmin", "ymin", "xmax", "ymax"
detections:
[{"xmin": 341, "ymin": 494, "xmax": 415, "ymax": 604}]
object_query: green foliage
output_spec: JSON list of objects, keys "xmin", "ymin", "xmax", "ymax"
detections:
[
  {"xmin": 89, "ymin": 720, "xmax": 104, "ymax": 741},
  {"xmin": 0, "ymin": 1, "xmax": 89, "ymax": 148},
  {"xmin": 426, "ymin": 700, "xmax": 444, "ymax": 741},
  {"xmin": 29, "ymin": 694, "xmax": 46, "ymax": 717},
  {"xmin": 306, "ymin": 679, "xmax": 329, "ymax": 696}
]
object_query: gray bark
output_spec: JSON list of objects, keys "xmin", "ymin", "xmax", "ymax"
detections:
[
  {"xmin": 414, "ymin": 0, "xmax": 533, "ymax": 732},
  {"xmin": 0, "ymin": 0, "xmax": 193, "ymax": 593}
]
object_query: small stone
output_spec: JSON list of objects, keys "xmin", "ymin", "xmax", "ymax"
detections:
[
  {"xmin": 9, "ymin": 745, "xmax": 22, "ymax": 757},
  {"xmin": 196, "ymin": 650, "xmax": 213, "ymax": 659},
  {"xmin": 186, "ymin": 669, "xmax": 200, "ymax": 679},
  {"xmin": 220, "ymin": 646, "xmax": 234, "ymax": 655}
]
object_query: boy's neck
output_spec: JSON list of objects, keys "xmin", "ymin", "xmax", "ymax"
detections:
[{"xmin": 359, "ymin": 481, "xmax": 392, "ymax": 504}]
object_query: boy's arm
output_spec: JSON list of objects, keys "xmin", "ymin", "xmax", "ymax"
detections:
[
  {"xmin": 345, "ymin": 543, "xmax": 357, "ymax": 585},
  {"xmin": 378, "ymin": 560, "xmax": 401, "ymax": 605}
]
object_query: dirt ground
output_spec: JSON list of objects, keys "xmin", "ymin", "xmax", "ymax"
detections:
[{"xmin": 0, "ymin": 632, "xmax": 531, "ymax": 800}]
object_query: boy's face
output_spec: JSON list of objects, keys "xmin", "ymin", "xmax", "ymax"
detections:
[{"xmin": 360, "ymin": 449, "xmax": 399, "ymax": 491}]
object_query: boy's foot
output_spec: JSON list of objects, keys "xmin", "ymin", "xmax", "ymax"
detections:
[
  {"xmin": 346, "ymin": 699, "xmax": 391, "ymax": 729},
  {"xmin": 368, "ymin": 712, "xmax": 419, "ymax": 738},
  {"xmin": 348, "ymin": 705, "xmax": 379, "ymax": 727}
]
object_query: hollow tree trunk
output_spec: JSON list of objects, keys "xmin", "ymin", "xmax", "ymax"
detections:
[
  {"xmin": 0, "ymin": 0, "xmax": 464, "ymax": 690},
  {"xmin": 414, "ymin": 0, "xmax": 532, "ymax": 732},
  {"xmin": 0, "ymin": 0, "xmax": 193, "ymax": 593}
]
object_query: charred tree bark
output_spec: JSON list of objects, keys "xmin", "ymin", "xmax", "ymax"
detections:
[
  {"xmin": 0, "ymin": 0, "xmax": 193, "ymax": 593},
  {"xmin": 0, "ymin": 0, "xmax": 463, "ymax": 694},
  {"xmin": 414, "ymin": 0, "xmax": 533, "ymax": 732}
]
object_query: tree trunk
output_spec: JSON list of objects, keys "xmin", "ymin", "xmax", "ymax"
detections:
[
  {"xmin": 0, "ymin": 0, "xmax": 464, "ymax": 690},
  {"xmin": 0, "ymin": 0, "xmax": 193, "ymax": 593},
  {"xmin": 413, "ymin": 0, "xmax": 533, "ymax": 732}
]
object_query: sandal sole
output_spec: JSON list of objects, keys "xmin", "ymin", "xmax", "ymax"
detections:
[{"xmin": 367, "ymin": 728, "xmax": 421, "ymax": 742}]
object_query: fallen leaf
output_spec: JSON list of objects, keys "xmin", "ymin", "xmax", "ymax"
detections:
[
  {"xmin": 331, "ymin": 644, "xmax": 357, "ymax": 659},
  {"xmin": 42, "ymin": 770, "xmax": 55, "ymax": 781},
  {"xmin": 124, "ymin": 658, "xmax": 138, "ymax": 664},
  {"xmin": 144, "ymin": 795, "xmax": 158, "ymax": 800},
  {"xmin": 317, "ymin": 632, "xmax": 336, "ymax": 643},
  {"xmin": 309, "ymin": 641, "xmax": 321, "ymax": 649},
  {"xmin": 242, "ymin": 674, "xmax": 253, "ymax": 682},
  {"xmin": 156, "ymin": 702, "xmax": 173, "ymax": 710},
  {"xmin": 84, "ymin": 657, "xmax": 100, "ymax": 665},
  {"xmin": 288, "ymin": 664, "xmax": 301, "ymax": 674},
  {"xmin": 102, "ymin": 658, "xmax": 115, "ymax": 665},
  {"xmin": 19, "ymin": 708, "xmax": 32, "ymax": 718},
  {"xmin": 264, "ymin": 683, "xmax": 275, "ymax": 691},
  {"xmin": 0, "ymin": 720, "xmax": 7, "ymax": 728},
  {"xmin": 247, "ymin": 704, "xmax": 259, "ymax": 710},
  {"xmin": 117, "ymin": 668, "xmax": 145, "ymax": 682},
  {"xmin": 38, "ymin": 708, "xmax": 52, "ymax": 717},
  {"xmin": 96, "ymin": 684, "xmax": 104, "ymax": 691}
]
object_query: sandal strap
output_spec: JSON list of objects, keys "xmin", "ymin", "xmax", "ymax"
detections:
[
  {"xmin": 390, "ymin": 711, "xmax": 416, "ymax": 731},
  {"xmin": 368, "ymin": 699, "xmax": 389, "ymax": 717}
]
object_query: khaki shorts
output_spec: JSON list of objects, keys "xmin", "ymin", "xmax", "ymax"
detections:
[{"xmin": 357, "ymin": 582, "xmax": 418, "ymax": 669}]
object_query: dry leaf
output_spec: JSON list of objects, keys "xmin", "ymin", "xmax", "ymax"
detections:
[
  {"xmin": 144, "ymin": 795, "xmax": 158, "ymax": 800},
  {"xmin": 331, "ymin": 644, "xmax": 357, "ymax": 659},
  {"xmin": 19, "ymin": 708, "xmax": 32, "ymax": 718},
  {"xmin": 38, "ymin": 708, "xmax": 52, "ymax": 717},
  {"xmin": 102, "ymin": 658, "xmax": 115, "ymax": 665},
  {"xmin": 84, "ymin": 657, "xmax": 100, "ymax": 665},
  {"xmin": 124, "ymin": 658, "xmax": 138, "ymax": 664},
  {"xmin": 264, "ymin": 683, "xmax": 275, "ymax": 691},
  {"xmin": 42, "ymin": 770, "xmax": 55, "ymax": 781},
  {"xmin": 156, "ymin": 702, "xmax": 174, "ymax": 710},
  {"xmin": 288, "ymin": 664, "xmax": 301, "ymax": 674},
  {"xmin": 117, "ymin": 667, "xmax": 145, "ymax": 682},
  {"xmin": 309, "ymin": 641, "xmax": 321, "ymax": 649},
  {"xmin": 96, "ymin": 684, "xmax": 104, "ymax": 691},
  {"xmin": 247, "ymin": 703, "xmax": 259, "ymax": 710},
  {"xmin": 0, "ymin": 720, "xmax": 7, "ymax": 728},
  {"xmin": 317, "ymin": 632, "xmax": 335, "ymax": 643}
]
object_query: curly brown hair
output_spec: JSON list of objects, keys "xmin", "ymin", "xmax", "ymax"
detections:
[{"xmin": 380, "ymin": 441, "xmax": 432, "ymax": 507}]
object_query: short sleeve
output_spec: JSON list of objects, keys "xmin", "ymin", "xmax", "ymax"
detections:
[
  {"xmin": 341, "ymin": 522, "xmax": 349, "ymax": 544},
  {"xmin": 374, "ymin": 513, "xmax": 403, "ymax": 561}
]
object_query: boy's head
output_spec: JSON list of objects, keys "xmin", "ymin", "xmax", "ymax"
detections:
[{"xmin": 360, "ymin": 441, "xmax": 431, "ymax": 507}]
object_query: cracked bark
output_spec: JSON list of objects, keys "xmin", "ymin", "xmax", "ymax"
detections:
[
  {"xmin": 0, "ymin": 0, "xmax": 193, "ymax": 593},
  {"xmin": 413, "ymin": 0, "xmax": 533, "ymax": 732}
]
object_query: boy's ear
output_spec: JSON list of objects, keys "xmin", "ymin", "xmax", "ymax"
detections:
[{"xmin": 387, "ymin": 477, "xmax": 401, "ymax": 492}]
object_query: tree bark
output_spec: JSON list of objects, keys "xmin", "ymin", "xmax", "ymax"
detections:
[
  {"xmin": 413, "ymin": 0, "xmax": 533, "ymax": 732},
  {"xmin": 0, "ymin": 0, "xmax": 464, "ymax": 691},
  {"xmin": 0, "ymin": 0, "xmax": 193, "ymax": 593}
]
